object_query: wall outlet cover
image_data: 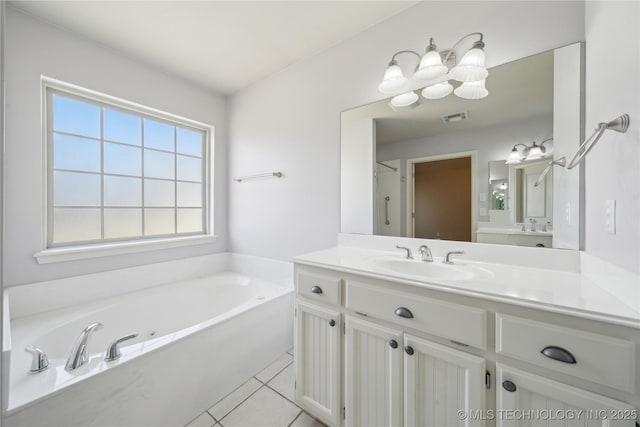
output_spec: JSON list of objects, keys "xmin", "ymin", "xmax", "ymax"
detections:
[{"xmin": 605, "ymin": 199, "xmax": 616, "ymax": 234}]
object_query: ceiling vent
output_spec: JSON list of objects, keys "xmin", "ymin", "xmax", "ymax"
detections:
[{"xmin": 441, "ymin": 111, "xmax": 468, "ymax": 124}]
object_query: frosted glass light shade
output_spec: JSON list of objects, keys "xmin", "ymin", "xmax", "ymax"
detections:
[
  {"xmin": 413, "ymin": 50, "xmax": 448, "ymax": 82},
  {"xmin": 454, "ymin": 79, "xmax": 488, "ymax": 100},
  {"xmin": 526, "ymin": 145, "xmax": 544, "ymax": 160},
  {"xmin": 421, "ymin": 81, "xmax": 453, "ymax": 99},
  {"xmin": 505, "ymin": 148, "xmax": 523, "ymax": 164},
  {"xmin": 449, "ymin": 47, "xmax": 488, "ymax": 82},
  {"xmin": 390, "ymin": 91, "xmax": 419, "ymax": 108},
  {"xmin": 378, "ymin": 64, "xmax": 409, "ymax": 94}
]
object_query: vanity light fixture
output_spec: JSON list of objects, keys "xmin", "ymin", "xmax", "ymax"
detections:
[
  {"xmin": 378, "ymin": 33, "xmax": 489, "ymax": 106},
  {"xmin": 505, "ymin": 138, "xmax": 553, "ymax": 164}
]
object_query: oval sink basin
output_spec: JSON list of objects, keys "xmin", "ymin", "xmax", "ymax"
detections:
[{"xmin": 370, "ymin": 258, "xmax": 493, "ymax": 281}]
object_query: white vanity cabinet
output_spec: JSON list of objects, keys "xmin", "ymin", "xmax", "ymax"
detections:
[{"xmin": 293, "ymin": 263, "xmax": 639, "ymax": 427}]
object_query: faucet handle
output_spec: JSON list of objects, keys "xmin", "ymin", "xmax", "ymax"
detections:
[
  {"xmin": 395, "ymin": 245, "xmax": 413, "ymax": 259},
  {"xmin": 443, "ymin": 251, "xmax": 465, "ymax": 264},
  {"xmin": 105, "ymin": 333, "xmax": 139, "ymax": 362},
  {"xmin": 25, "ymin": 345, "xmax": 49, "ymax": 374}
]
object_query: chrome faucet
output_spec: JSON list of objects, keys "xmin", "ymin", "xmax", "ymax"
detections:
[
  {"xmin": 443, "ymin": 251, "xmax": 464, "ymax": 264},
  {"xmin": 530, "ymin": 219, "xmax": 537, "ymax": 232},
  {"xmin": 25, "ymin": 345, "xmax": 49, "ymax": 374},
  {"xmin": 396, "ymin": 245, "xmax": 413, "ymax": 259},
  {"xmin": 65, "ymin": 322, "xmax": 103, "ymax": 371},
  {"xmin": 418, "ymin": 245, "xmax": 433, "ymax": 262}
]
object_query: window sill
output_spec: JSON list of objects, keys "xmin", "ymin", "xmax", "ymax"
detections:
[{"xmin": 33, "ymin": 234, "xmax": 219, "ymax": 264}]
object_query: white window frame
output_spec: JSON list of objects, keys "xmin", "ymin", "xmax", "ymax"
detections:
[{"xmin": 34, "ymin": 77, "xmax": 216, "ymax": 264}]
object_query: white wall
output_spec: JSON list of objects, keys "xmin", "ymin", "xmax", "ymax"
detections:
[
  {"xmin": 584, "ymin": 1, "xmax": 640, "ymax": 273},
  {"xmin": 4, "ymin": 8, "xmax": 228, "ymax": 286},
  {"xmin": 228, "ymin": 1, "xmax": 585, "ymax": 261}
]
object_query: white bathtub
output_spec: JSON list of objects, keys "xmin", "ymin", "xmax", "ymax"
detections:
[{"xmin": 3, "ymin": 253, "xmax": 294, "ymax": 426}]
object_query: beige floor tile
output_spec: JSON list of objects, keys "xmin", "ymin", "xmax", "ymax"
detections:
[
  {"xmin": 255, "ymin": 353, "xmax": 293, "ymax": 383},
  {"xmin": 267, "ymin": 362, "xmax": 295, "ymax": 402},
  {"xmin": 207, "ymin": 377, "xmax": 262, "ymax": 421},
  {"xmin": 289, "ymin": 411, "xmax": 326, "ymax": 427},
  {"xmin": 185, "ymin": 411, "xmax": 216, "ymax": 427},
  {"xmin": 220, "ymin": 386, "xmax": 301, "ymax": 427}
]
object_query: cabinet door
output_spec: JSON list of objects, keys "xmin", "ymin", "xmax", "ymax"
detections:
[
  {"xmin": 345, "ymin": 317, "xmax": 403, "ymax": 427},
  {"xmin": 295, "ymin": 301, "xmax": 341, "ymax": 427},
  {"xmin": 497, "ymin": 364, "xmax": 637, "ymax": 427},
  {"xmin": 404, "ymin": 334, "xmax": 486, "ymax": 427}
]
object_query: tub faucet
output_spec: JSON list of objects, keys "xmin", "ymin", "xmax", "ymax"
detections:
[
  {"xmin": 418, "ymin": 245, "xmax": 433, "ymax": 262},
  {"xmin": 25, "ymin": 345, "xmax": 49, "ymax": 374},
  {"xmin": 530, "ymin": 219, "xmax": 537, "ymax": 232},
  {"xmin": 65, "ymin": 322, "xmax": 103, "ymax": 371}
]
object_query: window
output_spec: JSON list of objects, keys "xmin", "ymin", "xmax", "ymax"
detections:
[{"xmin": 43, "ymin": 79, "xmax": 212, "ymax": 249}]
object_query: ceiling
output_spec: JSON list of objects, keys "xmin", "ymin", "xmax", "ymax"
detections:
[
  {"xmin": 342, "ymin": 50, "xmax": 554, "ymax": 144},
  {"xmin": 9, "ymin": 0, "xmax": 418, "ymax": 95}
]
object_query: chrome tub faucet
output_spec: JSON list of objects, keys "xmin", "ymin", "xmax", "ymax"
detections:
[
  {"xmin": 65, "ymin": 322, "xmax": 103, "ymax": 371},
  {"xmin": 418, "ymin": 245, "xmax": 433, "ymax": 262}
]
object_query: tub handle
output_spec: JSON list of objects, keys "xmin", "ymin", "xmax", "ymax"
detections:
[
  {"xmin": 105, "ymin": 333, "xmax": 139, "ymax": 362},
  {"xmin": 25, "ymin": 345, "xmax": 49, "ymax": 374}
]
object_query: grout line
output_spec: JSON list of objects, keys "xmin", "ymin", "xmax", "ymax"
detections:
[
  {"xmin": 287, "ymin": 410, "xmax": 304, "ymax": 427},
  {"xmin": 264, "ymin": 382, "xmax": 301, "ymax": 409},
  {"xmin": 258, "ymin": 360, "xmax": 294, "ymax": 385},
  {"xmin": 217, "ymin": 384, "xmax": 265, "ymax": 423}
]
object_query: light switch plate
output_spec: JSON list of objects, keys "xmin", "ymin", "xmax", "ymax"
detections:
[
  {"xmin": 479, "ymin": 207, "xmax": 487, "ymax": 217},
  {"xmin": 605, "ymin": 200, "xmax": 616, "ymax": 234},
  {"xmin": 479, "ymin": 192, "xmax": 487, "ymax": 202},
  {"xmin": 565, "ymin": 203, "xmax": 571, "ymax": 225}
]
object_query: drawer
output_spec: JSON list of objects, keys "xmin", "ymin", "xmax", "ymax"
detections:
[
  {"xmin": 296, "ymin": 268, "xmax": 342, "ymax": 306},
  {"xmin": 496, "ymin": 314, "xmax": 635, "ymax": 393},
  {"xmin": 346, "ymin": 280, "xmax": 486, "ymax": 349}
]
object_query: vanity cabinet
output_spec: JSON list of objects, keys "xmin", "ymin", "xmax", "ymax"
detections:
[{"xmin": 293, "ymin": 263, "xmax": 639, "ymax": 427}]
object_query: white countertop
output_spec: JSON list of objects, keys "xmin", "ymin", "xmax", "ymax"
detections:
[
  {"xmin": 293, "ymin": 246, "xmax": 640, "ymax": 328},
  {"xmin": 476, "ymin": 227, "xmax": 553, "ymax": 237}
]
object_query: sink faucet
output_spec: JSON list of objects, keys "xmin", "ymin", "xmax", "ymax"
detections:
[
  {"xmin": 530, "ymin": 219, "xmax": 537, "ymax": 232},
  {"xmin": 65, "ymin": 322, "xmax": 103, "ymax": 371},
  {"xmin": 396, "ymin": 245, "xmax": 413, "ymax": 259},
  {"xmin": 443, "ymin": 251, "xmax": 464, "ymax": 264},
  {"xmin": 418, "ymin": 245, "xmax": 433, "ymax": 262}
]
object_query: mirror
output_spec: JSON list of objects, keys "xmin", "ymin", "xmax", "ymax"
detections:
[{"xmin": 340, "ymin": 43, "xmax": 582, "ymax": 249}]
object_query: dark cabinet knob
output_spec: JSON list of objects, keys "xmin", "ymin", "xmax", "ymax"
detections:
[
  {"xmin": 404, "ymin": 346, "xmax": 414, "ymax": 355},
  {"xmin": 329, "ymin": 319, "xmax": 336, "ymax": 327},
  {"xmin": 394, "ymin": 307, "xmax": 414, "ymax": 319},
  {"xmin": 502, "ymin": 380, "xmax": 517, "ymax": 392},
  {"xmin": 389, "ymin": 340, "xmax": 398, "ymax": 349},
  {"xmin": 311, "ymin": 286, "xmax": 323, "ymax": 294},
  {"xmin": 541, "ymin": 346, "xmax": 577, "ymax": 364}
]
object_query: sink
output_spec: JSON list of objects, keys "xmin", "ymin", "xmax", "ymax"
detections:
[{"xmin": 369, "ymin": 257, "xmax": 493, "ymax": 281}]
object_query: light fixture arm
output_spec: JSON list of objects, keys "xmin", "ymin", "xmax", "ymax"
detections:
[
  {"xmin": 443, "ymin": 32, "xmax": 485, "ymax": 64},
  {"xmin": 389, "ymin": 50, "xmax": 423, "ymax": 68}
]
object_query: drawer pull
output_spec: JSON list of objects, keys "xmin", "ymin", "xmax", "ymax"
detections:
[
  {"xmin": 389, "ymin": 340, "xmax": 398, "ymax": 349},
  {"xmin": 502, "ymin": 380, "xmax": 517, "ymax": 393},
  {"xmin": 541, "ymin": 346, "xmax": 577, "ymax": 364},
  {"xmin": 404, "ymin": 346, "xmax": 414, "ymax": 356},
  {"xmin": 310, "ymin": 286, "xmax": 323, "ymax": 294},
  {"xmin": 329, "ymin": 319, "xmax": 336, "ymax": 327},
  {"xmin": 394, "ymin": 307, "xmax": 414, "ymax": 319}
]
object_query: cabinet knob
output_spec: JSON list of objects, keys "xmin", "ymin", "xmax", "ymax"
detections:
[
  {"xmin": 394, "ymin": 307, "xmax": 414, "ymax": 319},
  {"xmin": 404, "ymin": 346, "xmax": 414, "ymax": 356},
  {"xmin": 328, "ymin": 319, "xmax": 336, "ymax": 327},
  {"xmin": 389, "ymin": 340, "xmax": 398, "ymax": 349},
  {"xmin": 502, "ymin": 380, "xmax": 517, "ymax": 393},
  {"xmin": 311, "ymin": 286, "xmax": 323, "ymax": 294},
  {"xmin": 541, "ymin": 346, "xmax": 577, "ymax": 364}
]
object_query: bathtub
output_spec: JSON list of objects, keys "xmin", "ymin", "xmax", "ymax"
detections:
[{"xmin": 3, "ymin": 253, "xmax": 294, "ymax": 426}]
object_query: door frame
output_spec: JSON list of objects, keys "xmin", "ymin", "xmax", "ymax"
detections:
[{"xmin": 405, "ymin": 150, "xmax": 477, "ymax": 241}]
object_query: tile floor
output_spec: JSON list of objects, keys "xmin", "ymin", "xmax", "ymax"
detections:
[{"xmin": 184, "ymin": 349, "xmax": 325, "ymax": 427}]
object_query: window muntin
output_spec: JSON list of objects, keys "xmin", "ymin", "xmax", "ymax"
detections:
[{"xmin": 45, "ymin": 84, "xmax": 210, "ymax": 248}]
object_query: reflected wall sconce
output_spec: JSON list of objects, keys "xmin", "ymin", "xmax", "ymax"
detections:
[
  {"xmin": 505, "ymin": 138, "xmax": 553, "ymax": 164},
  {"xmin": 378, "ymin": 32, "xmax": 489, "ymax": 108}
]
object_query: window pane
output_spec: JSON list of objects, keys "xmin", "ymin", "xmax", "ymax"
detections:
[
  {"xmin": 53, "ymin": 171, "xmax": 101, "ymax": 206},
  {"xmin": 144, "ymin": 149, "xmax": 174, "ymax": 179},
  {"xmin": 144, "ymin": 208, "xmax": 175, "ymax": 236},
  {"xmin": 104, "ymin": 176, "xmax": 141, "ymax": 206},
  {"xmin": 104, "ymin": 142, "xmax": 141, "ymax": 176},
  {"xmin": 177, "ymin": 155, "xmax": 203, "ymax": 182},
  {"xmin": 53, "ymin": 208, "xmax": 101, "ymax": 243},
  {"xmin": 177, "ymin": 127, "xmax": 203, "ymax": 157},
  {"xmin": 144, "ymin": 179, "xmax": 174, "ymax": 207},
  {"xmin": 53, "ymin": 133, "xmax": 100, "ymax": 172},
  {"xmin": 52, "ymin": 94, "xmax": 100, "ymax": 138},
  {"xmin": 104, "ymin": 208, "xmax": 142, "ymax": 239},
  {"xmin": 177, "ymin": 182, "xmax": 201, "ymax": 207},
  {"xmin": 144, "ymin": 119, "xmax": 174, "ymax": 151},
  {"xmin": 104, "ymin": 109, "xmax": 141, "ymax": 145},
  {"xmin": 177, "ymin": 208, "xmax": 202, "ymax": 233}
]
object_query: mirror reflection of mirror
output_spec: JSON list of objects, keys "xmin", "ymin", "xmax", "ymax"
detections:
[{"xmin": 341, "ymin": 43, "xmax": 582, "ymax": 249}]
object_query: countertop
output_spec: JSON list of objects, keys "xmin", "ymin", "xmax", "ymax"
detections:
[
  {"xmin": 476, "ymin": 228, "xmax": 553, "ymax": 237},
  {"xmin": 293, "ymin": 246, "xmax": 640, "ymax": 328}
]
